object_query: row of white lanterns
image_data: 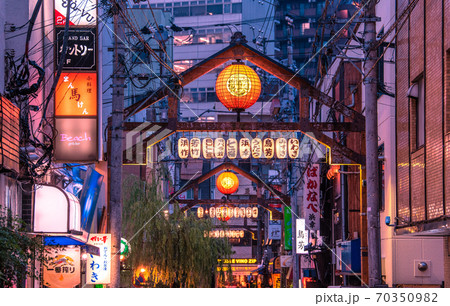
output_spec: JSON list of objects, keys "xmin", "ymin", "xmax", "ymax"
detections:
[
  {"xmin": 178, "ymin": 137, "xmax": 300, "ymax": 159},
  {"xmin": 204, "ymin": 230, "xmax": 245, "ymax": 239},
  {"xmin": 197, "ymin": 206, "xmax": 258, "ymax": 219}
]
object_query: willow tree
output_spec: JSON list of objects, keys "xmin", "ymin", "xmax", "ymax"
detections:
[{"xmin": 122, "ymin": 175, "xmax": 232, "ymax": 288}]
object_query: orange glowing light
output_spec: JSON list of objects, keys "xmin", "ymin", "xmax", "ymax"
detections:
[
  {"xmin": 55, "ymin": 72, "xmax": 97, "ymax": 116},
  {"xmin": 215, "ymin": 62, "xmax": 261, "ymax": 112},
  {"xmin": 216, "ymin": 171, "xmax": 239, "ymax": 195}
]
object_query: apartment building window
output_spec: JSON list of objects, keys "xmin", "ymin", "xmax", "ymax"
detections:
[
  {"xmin": 409, "ymin": 77, "xmax": 425, "ymax": 149},
  {"xmin": 174, "ymin": 6, "xmax": 189, "ymax": 16},
  {"xmin": 232, "ymin": 3, "xmax": 242, "ymax": 14}
]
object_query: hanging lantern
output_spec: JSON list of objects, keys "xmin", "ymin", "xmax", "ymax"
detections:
[
  {"xmin": 231, "ymin": 231, "xmax": 236, "ymax": 238},
  {"xmin": 251, "ymin": 138, "xmax": 262, "ymax": 158},
  {"xmin": 239, "ymin": 230, "xmax": 245, "ymax": 238},
  {"xmin": 239, "ymin": 207, "xmax": 245, "ymax": 218},
  {"xmin": 263, "ymin": 138, "xmax": 274, "ymax": 159},
  {"xmin": 178, "ymin": 137, "xmax": 189, "ymax": 159},
  {"xmin": 288, "ymin": 138, "xmax": 300, "ymax": 159},
  {"xmin": 215, "ymin": 62, "xmax": 261, "ymax": 112},
  {"xmin": 219, "ymin": 230, "xmax": 225, "ymax": 238},
  {"xmin": 214, "ymin": 138, "xmax": 226, "ymax": 159},
  {"xmin": 216, "ymin": 171, "xmax": 239, "ymax": 195},
  {"xmin": 190, "ymin": 138, "xmax": 201, "ymax": 158},
  {"xmin": 233, "ymin": 207, "xmax": 239, "ymax": 218},
  {"xmin": 276, "ymin": 138, "xmax": 287, "ymax": 159},
  {"xmin": 252, "ymin": 207, "xmax": 258, "ymax": 218},
  {"xmin": 227, "ymin": 138, "xmax": 238, "ymax": 159},
  {"xmin": 210, "ymin": 207, "xmax": 216, "ymax": 218},
  {"xmin": 197, "ymin": 207, "xmax": 204, "ymax": 218},
  {"xmin": 227, "ymin": 207, "xmax": 233, "ymax": 219},
  {"xmin": 245, "ymin": 207, "xmax": 252, "ymax": 218},
  {"xmin": 239, "ymin": 138, "xmax": 251, "ymax": 159},
  {"xmin": 202, "ymin": 138, "xmax": 214, "ymax": 159}
]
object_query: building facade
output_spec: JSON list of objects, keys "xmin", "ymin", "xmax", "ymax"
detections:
[{"xmin": 393, "ymin": 0, "xmax": 450, "ymax": 287}]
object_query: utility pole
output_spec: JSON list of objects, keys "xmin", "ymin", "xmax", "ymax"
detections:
[
  {"xmin": 109, "ymin": 0, "xmax": 126, "ymax": 288},
  {"xmin": 285, "ymin": 13, "xmax": 300, "ymax": 289},
  {"xmin": 363, "ymin": 0, "xmax": 382, "ymax": 287}
]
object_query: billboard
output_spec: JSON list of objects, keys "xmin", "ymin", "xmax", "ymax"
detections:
[
  {"xmin": 86, "ymin": 234, "xmax": 111, "ymax": 284},
  {"xmin": 56, "ymin": 28, "xmax": 96, "ymax": 70},
  {"xmin": 55, "ymin": 72, "xmax": 97, "ymax": 116},
  {"xmin": 54, "ymin": 118, "xmax": 98, "ymax": 161},
  {"xmin": 43, "ymin": 246, "xmax": 81, "ymax": 288},
  {"xmin": 55, "ymin": 0, "xmax": 97, "ymax": 26}
]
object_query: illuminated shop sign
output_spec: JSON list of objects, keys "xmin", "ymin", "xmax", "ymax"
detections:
[
  {"xmin": 55, "ymin": 0, "xmax": 97, "ymax": 26},
  {"xmin": 55, "ymin": 72, "xmax": 97, "ymax": 116},
  {"xmin": 54, "ymin": 118, "xmax": 98, "ymax": 161},
  {"xmin": 217, "ymin": 258, "xmax": 258, "ymax": 265},
  {"xmin": 86, "ymin": 234, "xmax": 111, "ymax": 284},
  {"xmin": 43, "ymin": 246, "xmax": 81, "ymax": 288},
  {"xmin": 56, "ymin": 28, "xmax": 96, "ymax": 70}
]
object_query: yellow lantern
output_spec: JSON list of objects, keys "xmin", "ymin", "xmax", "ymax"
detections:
[
  {"xmin": 288, "ymin": 138, "xmax": 300, "ymax": 159},
  {"xmin": 202, "ymin": 138, "xmax": 214, "ymax": 159},
  {"xmin": 239, "ymin": 207, "xmax": 245, "ymax": 218},
  {"xmin": 239, "ymin": 230, "xmax": 245, "ymax": 238},
  {"xmin": 197, "ymin": 207, "xmax": 204, "ymax": 218},
  {"xmin": 190, "ymin": 138, "xmax": 201, "ymax": 158},
  {"xmin": 239, "ymin": 138, "xmax": 251, "ymax": 159},
  {"xmin": 216, "ymin": 171, "xmax": 239, "ymax": 195},
  {"xmin": 210, "ymin": 207, "xmax": 216, "ymax": 218},
  {"xmin": 214, "ymin": 138, "xmax": 226, "ymax": 159},
  {"xmin": 263, "ymin": 138, "xmax": 274, "ymax": 159},
  {"xmin": 219, "ymin": 230, "xmax": 225, "ymax": 238},
  {"xmin": 233, "ymin": 207, "xmax": 239, "ymax": 218},
  {"xmin": 215, "ymin": 62, "xmax": 261, "ymax": 112},
  {"xmin": 252, "ymin": 207, "xmax": 258, "ymax": 218},
  {"xmin": 245, "ymin": 207, "xmax": 252, "ymax": 218},
  {"xmin": 227, "ymin": 207, "xmax": 233, "ymax": 219},
  {"xmin": 251, "ymin": 138, "xmax": 262, "ymax": 158},
  {"xmin": 276, "ymin": 138, "xmax": 287, "ymax": 159},
  {"xmin": 227, "ymin": 138, "xmax": 238, "ymax": 159},
  {"xmin": 178, "ymin": 137, "xmax": 189, "ymax": 159}
]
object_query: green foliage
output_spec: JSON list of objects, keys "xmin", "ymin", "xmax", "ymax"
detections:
[
  {"xmin": 0, "ymin": 208, "xmax": 45, "ymax": 288},
  {"xmin": 122, "ymin": 175, "xmax": 232, "ymax": 288}
]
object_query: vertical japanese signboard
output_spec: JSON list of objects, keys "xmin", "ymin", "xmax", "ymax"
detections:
[
  {"xmin": 54, "ymin": 0, "xmax": 99, "ymax": 162},
  {"xmin": 284, "ymin": 206, "xmax": 292, "ymax": 251},
  {"xmin": 86, "ymin": 234, "xmax": 111, "ymax": 284},
  {"xmin": 296, "ymin": 219, "xmax": 308, "ymax": 254},
  {"xmin": 43, "ymin": 246, "xmax": 81, "ymax": 288},
  {"xmin": 54, "ymin": 0, "xmax": 97, "ymax": 26},
  {"xmin": 303, "ymin": 164, "xmax": 320, "ymax": 231}
]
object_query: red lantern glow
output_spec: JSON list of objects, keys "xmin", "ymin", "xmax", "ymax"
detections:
[
  {"xmin": 215, "ymin": 62, "xmax": 261, "ymax": 112},
  {"xmin": 216, "ymin": 171, "xmax": 239, "ymax": 195}
]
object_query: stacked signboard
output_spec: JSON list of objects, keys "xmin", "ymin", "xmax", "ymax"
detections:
[{"xmin": 53, "ymin": 0, "xmax": 99, "ymax": 162}]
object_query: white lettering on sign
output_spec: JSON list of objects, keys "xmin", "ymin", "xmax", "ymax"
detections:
[{"xmin": 60, "ymin": 133, "xmax": 92, "ymax": 146}]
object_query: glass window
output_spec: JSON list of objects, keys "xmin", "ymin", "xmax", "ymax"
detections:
[
  {"xmin": 157, "ymin": 3, "xmax": 164, "ymax": 8},
  {"xmin": 207, "ymin": 4, "xmax": 223, "ymax": 15},
  {"xmin": 182, "ymin": 2, "xmax": 190, "ymax": 6},
  {"xmin": 174, "ymin": 2, "xmax": 181, "ymax": 7},
  {"xmin": 165, "ymin": 3, "xmax": 172, "ymax": 7},
  {"xmin": 174, "ymin": 7, "xmax": 189, "ymax": 16},
  {"xmin": 232, "ymin": 3, "xmax": 242, "ymax": 14},
  {"xmin": 190, "ymin": 5, "xmax": 206, "ymax": 16},
  {"xmin": 416, "ymin": 78, "xmax": 425, "ymax": 148},
  {"xmin": 224, "ymin": 4, "xmax": 230, "ymax": 13}
]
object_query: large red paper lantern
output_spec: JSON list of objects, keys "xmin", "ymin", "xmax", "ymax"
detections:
[
  {"xmin": 216, "ymin": 171, "xmax": 239, "ymax": 195},
  {"xmin": 215, "ymin": 62, "xmax": 261, "ymax": 112}
]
